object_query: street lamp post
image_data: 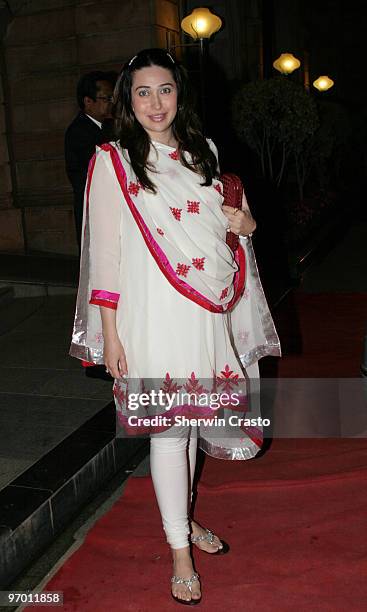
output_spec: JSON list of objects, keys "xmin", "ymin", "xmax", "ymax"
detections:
[
  {"xmin": 273, "ymin": 53, "xmax": 301, "ymax": 75},
  {"xmin": 168, "ymin": 7, "xmax": 222, "ymax": 128},
  {"xmin": 181, "ymin": 7, "xmax": 222, "ymax": 40},
  {"xmin": 272, "ymin": 53, "xmax": 335, "ymax": 93},
  {"xmin": 313, "ymin": 75, "xmax": 334, "ymax": 92}
]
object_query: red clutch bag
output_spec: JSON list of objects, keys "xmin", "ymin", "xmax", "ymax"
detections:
[{"xmin": 220, "ymin": 173, "xmax": 243, "ymax": 252}]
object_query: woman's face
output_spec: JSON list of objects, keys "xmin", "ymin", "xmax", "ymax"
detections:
[{"xmin": 131, "ymin": 65, "xmax": 178, "ymax": 145}]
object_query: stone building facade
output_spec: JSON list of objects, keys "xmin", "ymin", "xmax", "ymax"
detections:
[
  {"xmin": 0, "ymin": 0, "xmax": 181, "ymax": 255},
  {"xmin": 0, "ymin": 0, "xmax": 265, "ymax": 256},
  {"xmin": 1, "ymin": 1, "xmax": 363, "ymax": 256}
]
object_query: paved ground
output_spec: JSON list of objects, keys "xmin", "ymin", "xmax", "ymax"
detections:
[{"xmin": 0, "ymin": 294, "xmax": 111, "ymax": 489}]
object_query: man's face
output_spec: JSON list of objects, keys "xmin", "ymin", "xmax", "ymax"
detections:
[{"xmin": 84, "ymin": 80, "xmax": 113, "ymax": 122}]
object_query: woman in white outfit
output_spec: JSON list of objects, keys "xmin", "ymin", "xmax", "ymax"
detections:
[{"xmin": 70, "ymin": 48, "xmax": 280, "ymax": 605}]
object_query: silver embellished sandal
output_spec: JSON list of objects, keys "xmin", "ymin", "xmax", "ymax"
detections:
[
  {"xmin": 171, "ymin": 572, "xmax": 201, "ymax": 605},
  {"xmin": 190, "ymin": 528, "xmax": 230, "ymax": 555}
]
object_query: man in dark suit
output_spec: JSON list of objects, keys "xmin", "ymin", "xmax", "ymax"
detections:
[
  {"xmin": 65, "ymin": 71, "xmax": 117, "ymax": 381},
  {"xmin": 65, "ymin": 71, "xmax": 116, "ymax": 251}
]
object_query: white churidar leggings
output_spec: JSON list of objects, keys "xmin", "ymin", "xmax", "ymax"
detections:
[
  {"xmin": 149, "ymin": 363, "xmax": 259, "ymax": 550},
  {"xmin": 150, "ymin": 424, "xmax": 198, "ymax": 550}
]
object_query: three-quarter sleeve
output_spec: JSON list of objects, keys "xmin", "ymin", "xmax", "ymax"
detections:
[{"xmin": 87, "ymin": 148, "xmax": 122, "ymax": 310}]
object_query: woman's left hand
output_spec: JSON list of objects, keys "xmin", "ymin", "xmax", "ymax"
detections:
[{"xmin": 222, "ymin": 205, "xmax": 256, "ymax": 237}]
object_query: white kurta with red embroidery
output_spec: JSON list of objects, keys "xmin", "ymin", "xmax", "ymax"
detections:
[{"xmin": 70, "ymin": 140, "xmax": 281, "ymax": 460}]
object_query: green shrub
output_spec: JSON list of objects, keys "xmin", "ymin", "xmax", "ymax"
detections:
[{"xmin": 232, "ymin": 76, "xmax": 319, "ymax": 199}]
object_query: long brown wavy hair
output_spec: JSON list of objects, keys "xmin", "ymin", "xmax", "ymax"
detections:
[{"xmin": 113, "ymin": 48, "xmax": 218, "ymax": 193}]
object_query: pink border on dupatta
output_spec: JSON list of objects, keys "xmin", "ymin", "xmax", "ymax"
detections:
[{"xmin": 87, "ymin": 143, "xmax": 246, "ymax": 314}]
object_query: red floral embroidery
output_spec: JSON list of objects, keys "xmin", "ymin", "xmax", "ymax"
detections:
[
  {"xmin": 176, "ymin": 263, "xmax": 191, "ymax": 277},
  {"xmin": 216, "ymin": 364, "xmax": 240, "ymax": 393},
  {"xmin": 220, "ymin": 287, "xmax": 229, "ymax": 300},
  {"xmin": 187, "ymin": 200, "xmax": 200, "ymax": 214},
  {"xmin": 184, "ymin": 372, "xmax": 209, "ymax": 396},
  {"xmin": 170, "ymin": 207, "xmax": 182, "ymax": 221},
  {"xmin": 128, "ymin": 181, "xmax": 141, "ymax": 196},
  {"xmin": 161, "ymin": 373, "xmax": 182, "ymax": 395},
  {"xmin": 214, "ymin": 182, "xmax": 223, "ymax": 195},
  {"xmin": 169, "ymin": 150, "xmax": 179, "ymax": 160},
  {"xmin": 192, "ymin": 257, "xmax": 205, "ymax": 271},
  {"xmin": 157, "ymin": 228, "xmax": 164, "ymax": 236},
  {"xmin": 113, "ymin": 383, "xmax": 126, "ymax": 406}
]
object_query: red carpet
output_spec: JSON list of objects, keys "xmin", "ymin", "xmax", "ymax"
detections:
[
  {"xmin": 273, "ymin": 292, "xmax": 367, "ymax": 377},
  {"xmin": 25, "ymin": 293, "xmax": 367, "ymax": 611}
]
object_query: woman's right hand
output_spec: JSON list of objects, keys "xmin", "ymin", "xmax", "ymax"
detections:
[{"xmin": 103, "ymin": 335, "xmax": 128, "ymax": 380}]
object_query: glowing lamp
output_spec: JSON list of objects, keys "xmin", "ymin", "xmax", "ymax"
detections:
[
  {"xmin": 181, "ymin": 7, "xmax": 222, "ymax": 40},
  {"xmin": 273, "ymin": 53, "xmax": 301, "ymax": 75},
  {"xmin": 313, "ymin": 76, "xmax": 334, "ymax": 91}
]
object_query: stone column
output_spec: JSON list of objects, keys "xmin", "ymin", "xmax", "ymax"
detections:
[{"xmin": 0, "ymin": 51, "xmax": 24, "ymax": 251}]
